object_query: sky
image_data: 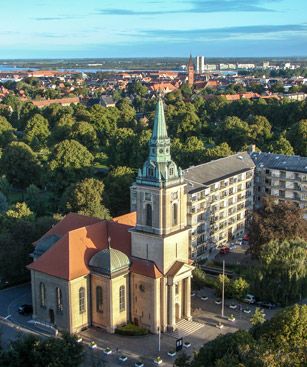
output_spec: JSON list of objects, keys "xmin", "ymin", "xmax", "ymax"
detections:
[{"xmin": 0, "ymin": 0, "xmax": 306, "ymax": 58}]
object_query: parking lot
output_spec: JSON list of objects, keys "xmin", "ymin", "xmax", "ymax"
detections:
[{"xmin": 0, "ymin": 282, "xmax": 283, "ymax": 367}]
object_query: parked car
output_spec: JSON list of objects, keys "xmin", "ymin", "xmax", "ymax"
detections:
[
  {"xmin": 200, "ymin": 295, "xmax": 208, "ymax": 301},
  {"xmin": 219, "ymin": 247, "xmax": 230, "ymax": 255},
  {"xmin": 135, "ymin": 362, "xmax": 144, "ymax": 367},
  {"xmin": 229, "ymin": 303, "xmax": 237, "ymax": 310},
  {"xmin": 18, "ymin": 304, "xmax": 33, "ymax": 315},
  {"xmin": 119, "ymin": 355, "xmax": 128, "ymax": 362},
  {"xmin": 243, "ymin": 294, "xmax": 256, "ymax": 304},
  {"xmin": 256, "ymin": 301, "xmax": 277, "ymax": 309},
  {"xmin": 215, "ymin": 298, "xmax": 222, "ymax": 305},
  {"xmin": 103, "ymin": 347, "xmax": 112, "ymax": 355}
]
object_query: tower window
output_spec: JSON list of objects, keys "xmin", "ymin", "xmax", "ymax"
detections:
[
  {"xmin": 79, "ymin": 287, "xmax": 85, "ymax": 314},
  {"xmin": 172, "ymin": 203, "xmax": 178, "ymax": 226},
  {"xmin": 96, "ymin": 286, "xmax": 103, "ymax": 312},
  {"xmin": 148, "ymin": 168, "xmax": 154, "ymax": 176},
  {"xmin": 169, "ymin": 167, "xmax": 174, "ymax": 176},
  {"xmin": 145, "ymin": 192, "xmax": 151, "ymax": 201},
  {"xmin": 40, "ymin": 282, "xmax": 46, "ymax": 308},
  {"xmin": 146, "ymin": 203, "xmax": 152, "ymax": 226},
  {"xmin": 119, "ymin": 286, "xmax": 125, "ymax": 312},
  {"xmin": 55, "ymin": 287, "xmax": 63, "ymax": 313}
]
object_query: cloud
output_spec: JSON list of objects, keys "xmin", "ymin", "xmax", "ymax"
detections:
[
  {"xmin": 33, "ymin": 15, "xmax": 82, "ymax": 21},
  {"xmin": 136, "ymin": 23, "xmax": 307, "ymax": 42},
  {"xmin": 97, "ymin": 0, "xmax": 281, "ymax": 16}
]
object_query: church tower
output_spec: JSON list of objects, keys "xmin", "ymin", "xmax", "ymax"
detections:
[
  {"xmin": 187, "ymin": 54, "xmax": 194, "ymax": 87},
  {"xmin": 130, "ymin": 98, "xmax": 193, "ymax": 332}
]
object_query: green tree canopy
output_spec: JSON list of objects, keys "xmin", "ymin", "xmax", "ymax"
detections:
[
  {"xmin": 60, "ymin": 178, "xmax": 110, "ymax": 219},
  {"xmin": 24, "ymin": 113, "xmax": 50, "ymax": 149},
  {"xmin": 49, "ymin": 139, "xmax": 94, "ymax": 191},
  {"xmin": 0, "ymin": 142, "xmax": 42, "ymax": 188},
  {"xmin": 69, "ymin": 121, "xmax": 99, "ymax": 150},
  {"xmin": 0, "ymin": 116, "xmax": 16, "ymax": 147},
  {"xmin": 104, "ymin": 166, "xmax": 136, "ymax": 216}
]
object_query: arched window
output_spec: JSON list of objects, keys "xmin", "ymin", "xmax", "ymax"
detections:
[
  {"xmin": 172, "ymin": 203, "xmax": 178, "ymax": 226},
  {"xmin": 96, "ymin": 286, "xmax": 103, "ymax": 313},
  {"xmin": 146, "ymin": 203, "xmax": 152, "ymax": 226},
  {"xmin": 40, "ymin": 282, "xmax": 46, "ymax": 308},
  {"xmin": 55, "ymin": 287, "xmax": 63, "ymax": 313},
  {"xmin": 119, "ymin": 286, "xmax": 125, "ymax": 312},
  {"xmin": 79, "ymin": 287, "xmax": 85, "ymax": 314}
]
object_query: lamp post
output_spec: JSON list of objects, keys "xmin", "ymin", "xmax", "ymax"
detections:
[
  {"xmin": 221, "ymin": 260, "xmax": 225, "ymax": 318},
  {"xmin": 158, "ymin": 326, "xmax": 161, "ymax": 352}
]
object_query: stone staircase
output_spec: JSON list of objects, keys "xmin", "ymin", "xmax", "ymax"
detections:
[{"xmin": 167, "ymin": 319, "xmax": 205, "ymax": 338}]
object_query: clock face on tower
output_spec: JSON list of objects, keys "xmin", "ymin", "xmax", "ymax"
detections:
[{"xmin": 159, "ymin": 148, "xmax": 163, "ymax": 153}]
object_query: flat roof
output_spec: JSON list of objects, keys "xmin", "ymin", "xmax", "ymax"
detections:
[
  {"xmin": 183, "ymin": 152, "xmax": 255, "ymax": 193},
  {"xmin": 250, "ymin": 152, "xmax": 307, "ymax": 174}
]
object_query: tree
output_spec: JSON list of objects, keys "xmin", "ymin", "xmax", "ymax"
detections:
[
  {"xmin": 0, "ymin": 116, "xmax": 16, "ymax": 147},
  {"xmin": 268, "ymin": 135, "xmax": 294, "ymax": 155},
  {"xmin": 218, "ymin": 116, "xmax": 250, "ymax": 151},
  {"xmin": 60, "ymin": 178, "xmax": 110, "ymax": 219},
  {"xmin": 24, "ymin": 114, "xmax": 50, "ymax": 150},
  {"xmin": 6, "ymin": 202, "xmax": 34, "ymax": 221},
  {"xmin": 250, "ymin": 307, "xmax": 266, "ymax": 326},
  {"xmin": 69, "ymin": 121, "xmax": 99, "ymax": 150},
  {"xmin": 251, "ymin": 239, "xmax": 307, "ymax": 305},
  {"xmin": 0, "ymin": 333, "xmax": 84, "ymax": 367},
  {"xmin": 247, "ymin": 115, "xmax": 272, "ymax": 149},
  {"xmin": 203, "ymin": 143, "xmax": 233, "ymax": 163},
  {"xmin": 175, "ymin": 351, "xmax": 191, "ymax": 367},
  {"xmin": 248, "ymin": 197, "xmax": 307, "ymax": 256},
  {"xmin": 192, "ymin": 267, "xmax": 207, "ymax": 290},
  {"xmin": 0, "ymin": 142, "xmax": 42, "ymax": 188},
  {"xmin": 49, "ymin": 139, "xmax": 94, "ymax": 191},
  {"xmin": 214, "ymin": 274, "xmax": 231, "ymax": 298},
  {"xmin": 191, "ymin": 330, "xmax": 254, "ymax": 367},
  {"xmin": 231, "ymin": 277, "xmax": 249, "ymax": 300},
  {"xmin": 287, "ymin": 119, "xmax": 307, "ymax": 156},
  {"xmin": 104, "ymin": 166, "xmax": 136, "ymax": 216}
]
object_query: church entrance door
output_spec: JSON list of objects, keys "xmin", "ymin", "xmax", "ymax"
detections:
[{"xmin": 49, "ymin": 309, "xmax": 55, "ymax": 324}]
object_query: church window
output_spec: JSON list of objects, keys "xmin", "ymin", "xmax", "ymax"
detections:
[
  {"xmin": 172, "ymin": 203, "xmax": 178, "ymax": 226},
  {"xmin": 55, "ymin": 287, "xmax": 63, "ymax": 313},
  {"xmin": 145, "ymin": 192, "xmax": 151, "ymax": 201},
  {"xmin": 171, "ymin": 191, "xmax": 178, "ymax": 200},
  {"xmin": 148, "ymin": 168, "xmax": 154, "ymax": 176},
  {"xmin": 169, "ymin": 167, "xmax": 174, "ymax": 176},
  {"xmin": 40, "ymin": 282, "xmax": 46, "ymax": 308},
  {"xmin": 146, "ymin": 203, "xmax": 152, "ymax": 226},
  {"xmin": 119, "ymin": 286, "xmax": 125, "ymax": 312},
  {"xmin": 175, "ymin": 283, "xmax": 179, "ymax": 294},
  {"xmin": 96, "ymin": 286, "xmax": 103, "ymax": 312},
  {"xmin": 79, "ymin": 287, "xmax": 85, "ymax": 314}
]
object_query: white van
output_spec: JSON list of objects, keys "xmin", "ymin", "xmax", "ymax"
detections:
[{"xmin": 243, "ymin": 294, "xmax": 256, "ymax": 304}]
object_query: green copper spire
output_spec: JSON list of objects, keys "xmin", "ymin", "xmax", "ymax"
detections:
[
  {"xmin": 136, "ymin": 98, "xmax": 183, "ymax": 188},
  {"xmin": 151, "ymin": 98, "xmax": 168, "ymax": 142}
]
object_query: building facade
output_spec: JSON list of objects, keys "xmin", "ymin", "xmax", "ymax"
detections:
[
  {"xmin": 196, "ymin": 56, "xmax": 205, "ymax": 74},
  {"xmin": 28, "ymin": 99, "xmax": 193, "ymax": 335},
  {"xmin": 183, "ymin": 153, "xmax": 255, "ymax": 259},
  {"xmin": 250, "ymin": 151, "xmax": 307, "ymax": 219}
]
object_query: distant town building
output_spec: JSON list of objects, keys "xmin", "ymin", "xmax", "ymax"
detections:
[
  {"xmin": 196, "ymin": 56, "xmax": 205, "ymax": 73},
  {"xmin": 237, "ymin": 64, "xmax": 255, "ymax": 70},
  {"xmin": 187, "ymin": 55, "xmax": 195, "ymax": 86},
  {"xmin": 204, "ymin": 64, "xmax": 217, "ymax": 71}
]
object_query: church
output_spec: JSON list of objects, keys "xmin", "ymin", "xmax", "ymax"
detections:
[{"xmin": 28, "ymin": 98, "xmax": 193, "ymax": 334}]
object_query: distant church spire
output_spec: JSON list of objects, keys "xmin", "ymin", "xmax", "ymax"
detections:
[{"xmin": 136, "ymin": 97, "xmax": 183, "ymax": 188}]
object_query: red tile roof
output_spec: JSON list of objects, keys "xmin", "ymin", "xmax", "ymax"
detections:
[
  {"xmin": 130, "ymin": 257, "xmax": 162, "ymax": 279},
  {"xmin": 28, "ymin": 212, "xmax": 162, "ymax": 280},
  {"xmin": 31, "ymin": 97, "xmax": 80, "ymax": 108}
]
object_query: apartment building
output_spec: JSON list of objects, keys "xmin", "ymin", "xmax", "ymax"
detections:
[
  {"xmin": 250, "ymin": 152, "xmax": 307, "ymax": 219},
  {"xmin": 196, "ymin": 56, "xmax": 205, "ymax": 73},
  {"xmin": 183, "ymin": 153, "xmax": 255, "ymax": 260}
]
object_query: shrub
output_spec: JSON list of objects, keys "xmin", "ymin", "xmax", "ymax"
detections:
[{"xmin": 115, "ymin": 323, "xmax": 149, "ymax": 336}]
